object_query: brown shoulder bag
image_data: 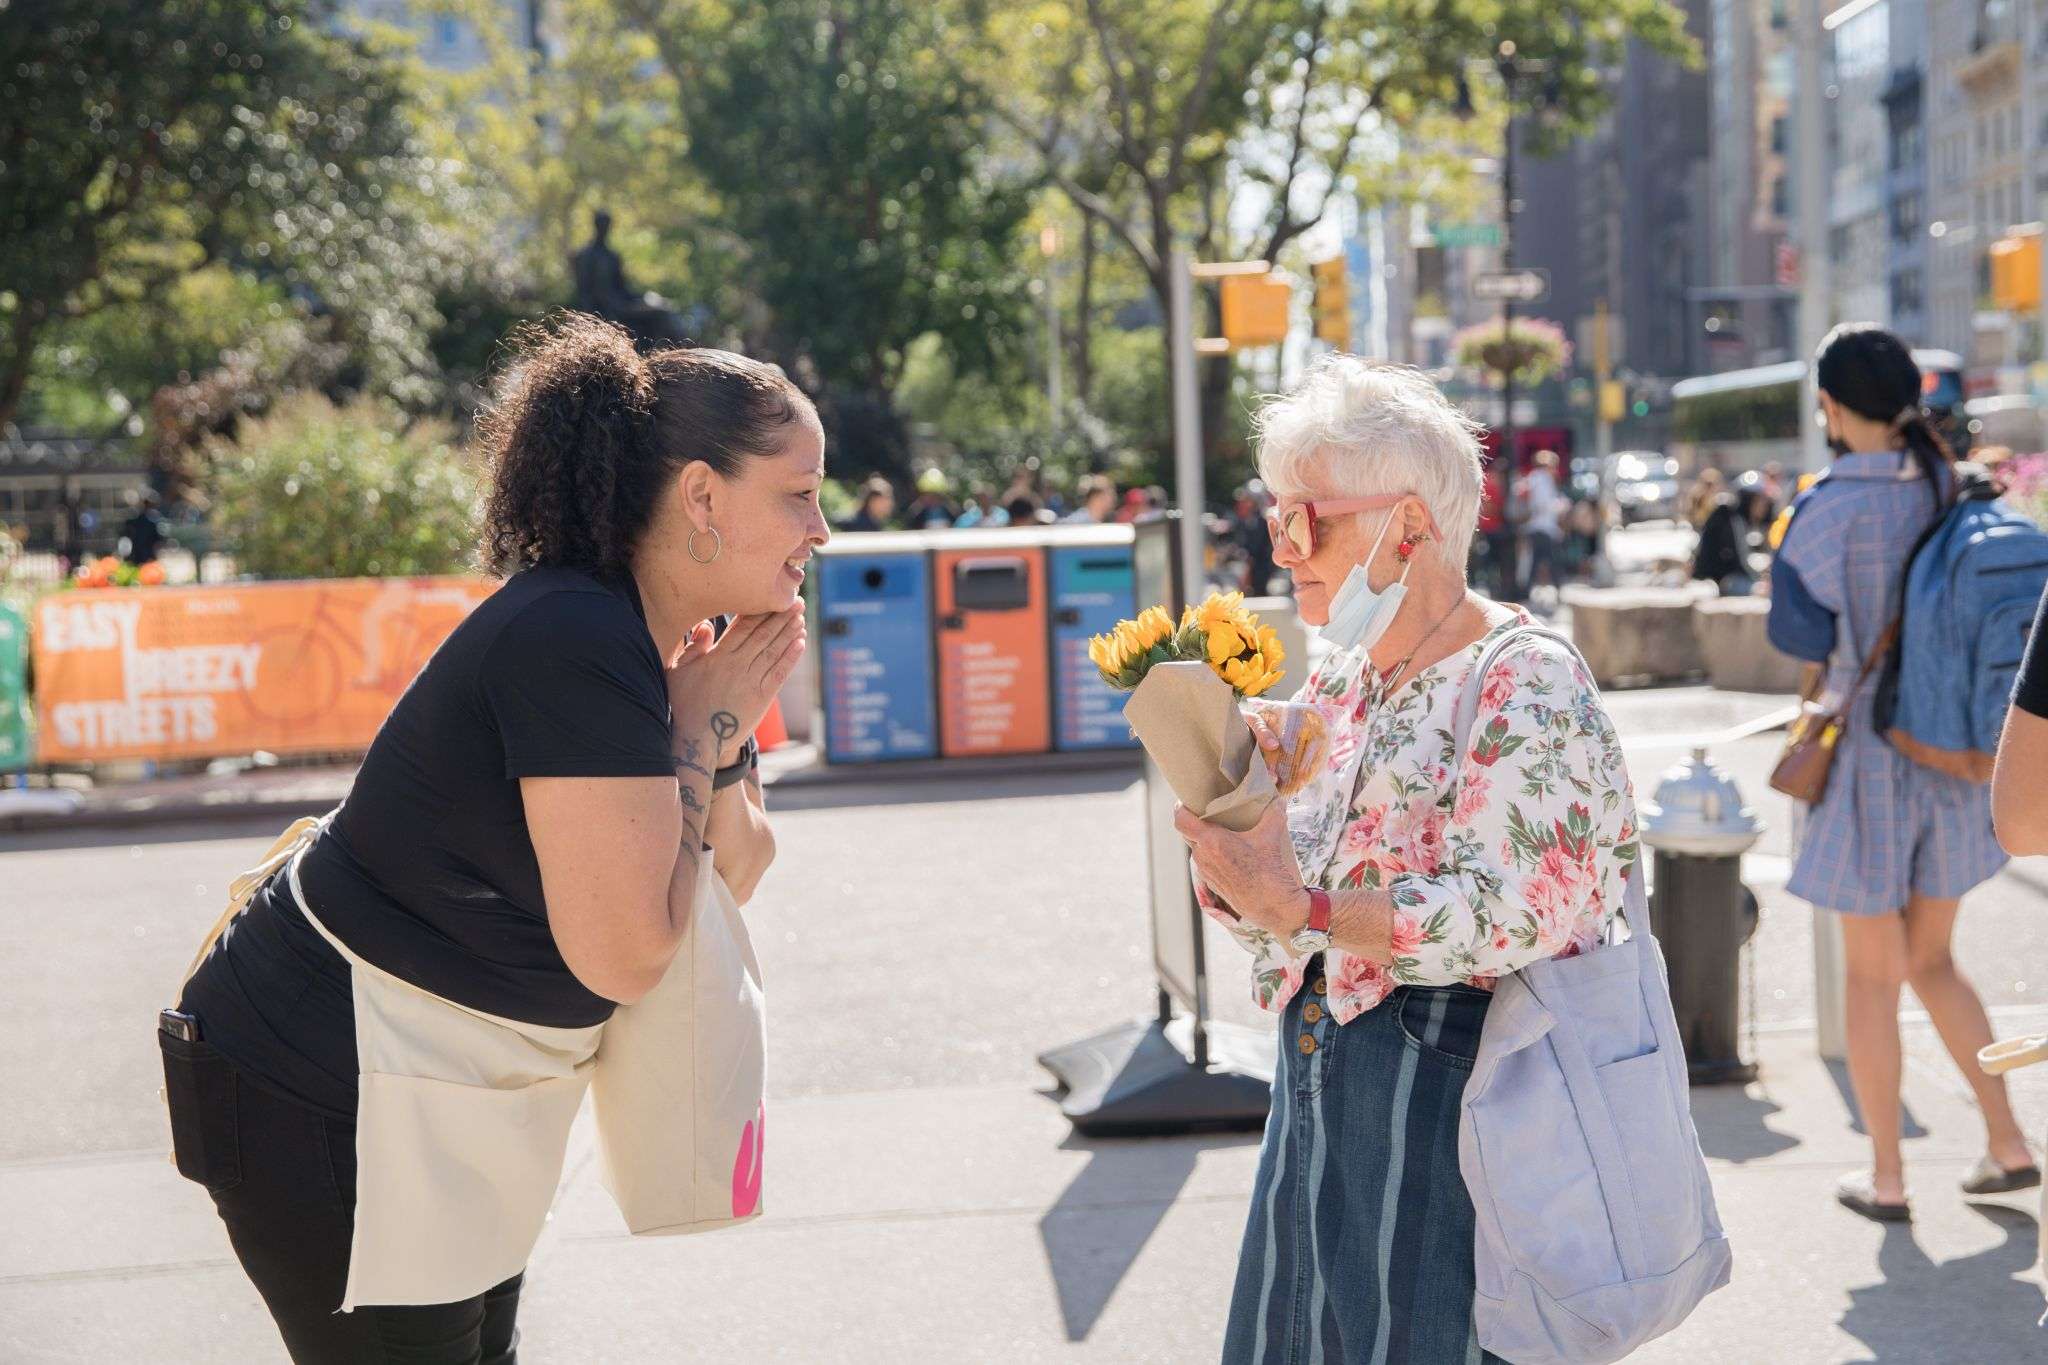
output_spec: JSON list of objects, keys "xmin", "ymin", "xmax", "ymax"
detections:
[{"xmin": 1768, "ymin": 619, "xmax": 1898, "ymax": 805}]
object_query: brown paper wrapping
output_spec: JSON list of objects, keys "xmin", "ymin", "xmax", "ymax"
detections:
[{"xmin": 1121, "ymin": 661, "xmax": 1278, "ymax": 832}]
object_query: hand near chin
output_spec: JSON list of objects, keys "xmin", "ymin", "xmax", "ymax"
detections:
[{"xmin": 666, "ymin": 604, "xmax": 806, "ymax": 764}]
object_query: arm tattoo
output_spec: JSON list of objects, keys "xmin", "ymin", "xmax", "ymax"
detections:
[
  {"xmin": 680, "ymin": 783, "xmax": 706, "ymax": 817},
  {"xmin": 710, "ymin": 711, "xmax": 740, "ymax": 743},
  {"xmin": 675, "ymin": 736, "xmax": 712, "ymax": 779}
]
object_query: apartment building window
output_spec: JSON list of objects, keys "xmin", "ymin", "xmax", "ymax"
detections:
[
  {"xmin": 1892, "ymin": 122, "xmax": 1923, "ymax": 170},
  {"xmin": 1772, "ymin": 176, "xmax": 1790, "ymax": 217},
  {"xmin": 1891, "ymin": 270, "xmax": 1924, "ymax": 318},
  {"xmin": 434, "ymin": 16, "xmax": 460, "ymax": 50},
  {"xmin": 1893, "ymin": 192, "xmax": 1924, "ymax": 241},
  {"xmin": 1772, "ymin": 116, "xmax": 1789, "ymax": 156}
]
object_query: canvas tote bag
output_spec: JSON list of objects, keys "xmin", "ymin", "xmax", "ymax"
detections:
[
  {"xmin": 177, "ymin": 819, "xmax": 765, "ymax": 1309},
  {"xmin": 1450, "ymin": 626, "xmax": 1731, "ymax": 1364},
  {"xmin": 589, "ymin": 853, "xmax": 768, "ymax": 1234}
]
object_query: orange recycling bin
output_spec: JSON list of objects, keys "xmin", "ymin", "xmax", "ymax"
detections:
[{"xmin": 933, "ymin": 539, "xmax": 1050, "ymax": 757}]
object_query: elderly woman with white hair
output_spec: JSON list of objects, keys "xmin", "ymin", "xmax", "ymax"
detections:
[{"xmin": 1175, "ymin": 358, "xmax": 1642, "ymax": 1363}]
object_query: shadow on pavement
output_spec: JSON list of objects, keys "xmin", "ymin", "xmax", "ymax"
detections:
[
  {"xmin": 1837, "ymin": 1205, "xmax": 2044, "ymax": 1361},
  {"xmin": 1827, "ymin": 1058, "xmax": 1929, "ymax": 1141},
  {"xmin": 1038, "ymin": 1131, "xmax": 1258, "ymax": 1342},
  {"xmin": 1689, "ymin": 1085, "xmax": 1802, "ymax": 1163},
  {"xmin": 769, "ymin": 768, "xmax": 1140, "ymax": 814}
]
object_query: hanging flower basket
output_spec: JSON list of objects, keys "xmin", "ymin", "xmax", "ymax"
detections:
[{"xmin": 1452, "ymin": 317, "xmax": 1574, "ymax": 387}]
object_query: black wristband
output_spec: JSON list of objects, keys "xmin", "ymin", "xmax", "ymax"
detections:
[{"xmin": 712, "ymin": 738, "xmax": 758, "ymax": 791}]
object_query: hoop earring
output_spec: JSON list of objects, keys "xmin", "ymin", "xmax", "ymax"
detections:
[{"xmin": 687, "ymin": 527, "xmax": 724, "ymax": 565}]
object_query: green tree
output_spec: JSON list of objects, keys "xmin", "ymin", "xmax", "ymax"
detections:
[
  {"xmin": 621, "ymin": 0, "xmax": 1036, "ymax": 477},
  {"xmin": 0, "ymin": 0, "xmax": 456, "ymax": 429},
  {"xmin": 962, "ymin": 0, "xmax": 1695, "ymax": 468}
]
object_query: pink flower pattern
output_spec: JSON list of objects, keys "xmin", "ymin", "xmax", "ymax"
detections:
[{"xmin": 1219, "ymin": 618, "xmax": 1638, "ymax": 1025}]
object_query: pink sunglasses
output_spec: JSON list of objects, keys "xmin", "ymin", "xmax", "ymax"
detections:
[{"xmin": 1265, "ymin": 494, "xmax": 1437, "ymax": 558}]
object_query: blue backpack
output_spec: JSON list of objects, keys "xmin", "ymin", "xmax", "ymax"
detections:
[{"xmin": 1879, "ymin": 467, "xmax": 2048, "ymax": 782}]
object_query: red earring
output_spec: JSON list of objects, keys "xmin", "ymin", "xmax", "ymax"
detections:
[{"xmin": 1396, "ymin": 534, "xmax": 1422, "ymax": 561}]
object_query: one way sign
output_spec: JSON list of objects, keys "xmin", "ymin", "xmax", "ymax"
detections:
[{"xmin": 1471, "ymin": 270, "xmax": 1550, "ymax": 303}]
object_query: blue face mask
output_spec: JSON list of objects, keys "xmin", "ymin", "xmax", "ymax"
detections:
[{"xmin": 1321, "ymin": 515, "xmax": 1414, "ymax": 651}]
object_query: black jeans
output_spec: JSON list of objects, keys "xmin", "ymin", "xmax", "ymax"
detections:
[{"xmin": 160, "ymin": 1028, "xmax": 523, "ymax": 1364}]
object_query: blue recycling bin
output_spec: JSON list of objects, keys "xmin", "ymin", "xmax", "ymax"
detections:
[
  {"xmin": 817, "ymin": 545, "xmax": 938, "ymax": 763},
  {"xmin": 1049, "ymin": 538, "xmax": 1141, "ymax": 752}
]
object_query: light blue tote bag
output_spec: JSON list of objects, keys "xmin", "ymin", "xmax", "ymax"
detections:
[{"xmin": 1449, "ymin": 625, "xmax": 1732, "ymax": 1364}]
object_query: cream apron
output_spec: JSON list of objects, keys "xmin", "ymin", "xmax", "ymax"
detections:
[
  {"xmin": 1980, "ymin": 1033, "xmax": 2048, "ymax": 1280},
  {"xmin": 179, "ymin": 817, "xmax": 767, "ymax": 1310}
]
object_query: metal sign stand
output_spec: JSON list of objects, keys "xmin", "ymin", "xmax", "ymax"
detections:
[{"xmin": 1038, "ymin": 513, "xmax": 1274, "ymax": 1136}]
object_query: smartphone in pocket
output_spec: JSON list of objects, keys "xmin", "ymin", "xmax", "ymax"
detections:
[{"xmin": 158, "ymin": 1017, "xmax": 242, "ymax": 1192}]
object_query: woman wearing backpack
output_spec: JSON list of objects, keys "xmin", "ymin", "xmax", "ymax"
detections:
[
  {"xmin": 1176, "ymin": 359, "xmax": 1662, "ymax": 1362},
  {"xmin": 1767, "ymin": 323, "xmax": 2036, "ymax": 1222}
]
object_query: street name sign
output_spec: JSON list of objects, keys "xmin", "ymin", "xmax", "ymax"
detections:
[{"xmin": 1471, "ymin": 269, "xmax": 1550, "ymax": 303}]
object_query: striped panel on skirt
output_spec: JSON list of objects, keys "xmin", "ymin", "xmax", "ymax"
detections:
[{"xmin": 1223, "ymin": 961, "xmax": 1504, "ymax": 1365}]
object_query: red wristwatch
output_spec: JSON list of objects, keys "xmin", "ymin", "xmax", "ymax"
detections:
[{"xmin": 1289, "ymin": 887, "xmax": 1333, "ymax": 955}]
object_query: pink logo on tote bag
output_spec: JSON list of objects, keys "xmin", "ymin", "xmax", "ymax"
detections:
[{"xmin": 732, "ymin": 1104, "xmax": 764, "ymax": 1218}]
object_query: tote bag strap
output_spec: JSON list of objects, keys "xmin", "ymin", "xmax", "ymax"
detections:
[
  {"xmin": 180, "ymin": 815, "xmax": 325, "ymax": 986},
  {"xmin": 1450, "ymin": 621, "xmax": 1651, "ymax": 942}
]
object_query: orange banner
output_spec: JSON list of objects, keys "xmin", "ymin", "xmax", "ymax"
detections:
[{"xmin": 33, "ymin": 577, "xmax": 495, "ymax": 763}]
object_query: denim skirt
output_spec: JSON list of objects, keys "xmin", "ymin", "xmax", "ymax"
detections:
[{"xmin": 1222, "ymin": 962, "xmax": 1502, "ymax": 1365}]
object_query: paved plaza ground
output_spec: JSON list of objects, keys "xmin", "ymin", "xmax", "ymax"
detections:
[{"xmin": 4, "ymin": 682, "xmax": 2047, "ymax": 1361}]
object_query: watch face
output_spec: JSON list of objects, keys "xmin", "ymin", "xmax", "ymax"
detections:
[{"xmin": 1290, "ymin": 927, "xmax": 1333, "ymax": 956}]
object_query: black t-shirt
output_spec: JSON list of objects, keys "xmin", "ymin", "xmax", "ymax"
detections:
[
  {"xmin": 181, "ymin": 567, "xmax": 676, "ymax": 1118},
  {"xmin": 2014, "ymin": 583, "xmax": 2048, "ymax": 720}
]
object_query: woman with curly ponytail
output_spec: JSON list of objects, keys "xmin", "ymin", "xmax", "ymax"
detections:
[
  {"xmin": 169, "ymin": 313, "xmax": 826, "ymax": 1360},
  {"xmin": 1768, "ymin": 323, "xmax": 2033, "ymax": 1224}
]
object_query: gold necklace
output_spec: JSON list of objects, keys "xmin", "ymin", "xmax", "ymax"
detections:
[{"xmin": 1378, "ymin": 595, "xmax": 1471, "ymax": 696}]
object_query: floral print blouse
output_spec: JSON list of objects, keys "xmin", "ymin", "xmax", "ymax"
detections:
[{"xmin": 1208, "ymin": 614, "xmax": 1641, "ymax": 1026}]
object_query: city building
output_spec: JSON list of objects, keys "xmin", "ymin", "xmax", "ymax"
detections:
[
  {"xmin": 1832, "ymin": 0, "xmax": 1899, "ymax": 329},
  {"xmin": 1924, "ymin": 0, "xmax": 2046, "ymax": 384},
  {"xmin": 1883, "ymin": 3, "xmax": 1932, "ymax": 344},
  {"xmin": 1703, "ymin": 0, "xmax": 1798, "ymax": 369}
]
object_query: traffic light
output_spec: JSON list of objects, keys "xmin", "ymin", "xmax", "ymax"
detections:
[
  {"xmin": 1219, "ymin": 272, "xmax": 1292, "ymax": 349},
  {"xmin": 1990, "ymin": 227, "xmax": 2042, "ymax": 313},
  {"xmin": 1312, "ymin": 257, "xmax": 1351, "ymax": 347}
]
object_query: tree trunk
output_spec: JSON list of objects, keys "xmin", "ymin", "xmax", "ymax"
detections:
[
  {"xmin": 0, "ymin": 303, "xmax": 44, "ymax": 433},
  {"xmin": 1072, "ymin": 217, "xmax": 1096, "ymax": 408}
]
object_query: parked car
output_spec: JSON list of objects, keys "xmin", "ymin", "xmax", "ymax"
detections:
[{"xmin": 1610, "ymin": 452, "xmax": 1682, "ymax": 524}]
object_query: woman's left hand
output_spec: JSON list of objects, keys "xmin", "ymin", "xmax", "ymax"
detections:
[{"xmin": 1173, "ymin": 799, "xmax": 1306, "ymax": 938}]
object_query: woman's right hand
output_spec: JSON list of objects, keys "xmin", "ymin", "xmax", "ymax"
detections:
[{"xmin": 666, "ymin": 605, "xmax": 807, "ymax": 766}]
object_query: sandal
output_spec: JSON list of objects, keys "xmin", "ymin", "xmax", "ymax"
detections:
[
  {"xmin": 1836, "ymin": 1171, "xmax": 1911, "ymax": 1222},
  {"xmin": 1960, "ymin": 1156, "xmax": 2042, "ymax": 1196}
]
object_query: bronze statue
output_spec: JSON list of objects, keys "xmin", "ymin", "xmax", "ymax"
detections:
[{"xmin": 570, "ymin": 210, "xmax": 689, "ymax": 347}]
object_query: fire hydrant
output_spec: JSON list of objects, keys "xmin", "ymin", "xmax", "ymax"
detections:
[{"xmin": 1639, "ymin": 747, "xmax": 1764, "ymax": 1085}]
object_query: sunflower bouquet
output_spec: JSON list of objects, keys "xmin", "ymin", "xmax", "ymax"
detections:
[
  {"xmin": 1087, "ymin": 593, "xmax": 1287, "ymax": 700},
  {"xmin": 1093, "ymin": 592, "xmax": 1310, "ymax": 834}
]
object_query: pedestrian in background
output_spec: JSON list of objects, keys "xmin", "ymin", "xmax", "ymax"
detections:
[
  {"xmin": 841, "ymin": 475, "xmax": 896, "ymax": 532},
  {"xmin": 1513, "ymin": 448, "xmax": 1566, "ymax": 605},
  {"xmin": 1229, "ymin": 483, "xmax": 1277, "ymax": 595},
  {"xmin": 1475, "ymin": 458, "xmax": 1515, "ymax": 600},
  {"xmin": 902, "ymin": 468, "xmax": 957, "ymax": 529},
  {"xmin": 952, "ymin": 486, "xmax": 1009, "ymax": 529},
  {"xmin": 1683, "ymin": 466, "xmax": 1725, "ymax": 529},
  {"xmin": 1767, "ymin": 322, "xmax": 2035, "ymax": 1222},
  {"xmin": 1062, "ymin": 473, "xmax": 1118, "ymax": 524},
  {"xmin": 119, "ymin": 491, "xmax": 168, "ymax": 566},
  {"xmin": 163, "ymin": 316, "xmax": 818, "ymax": 1361}
]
